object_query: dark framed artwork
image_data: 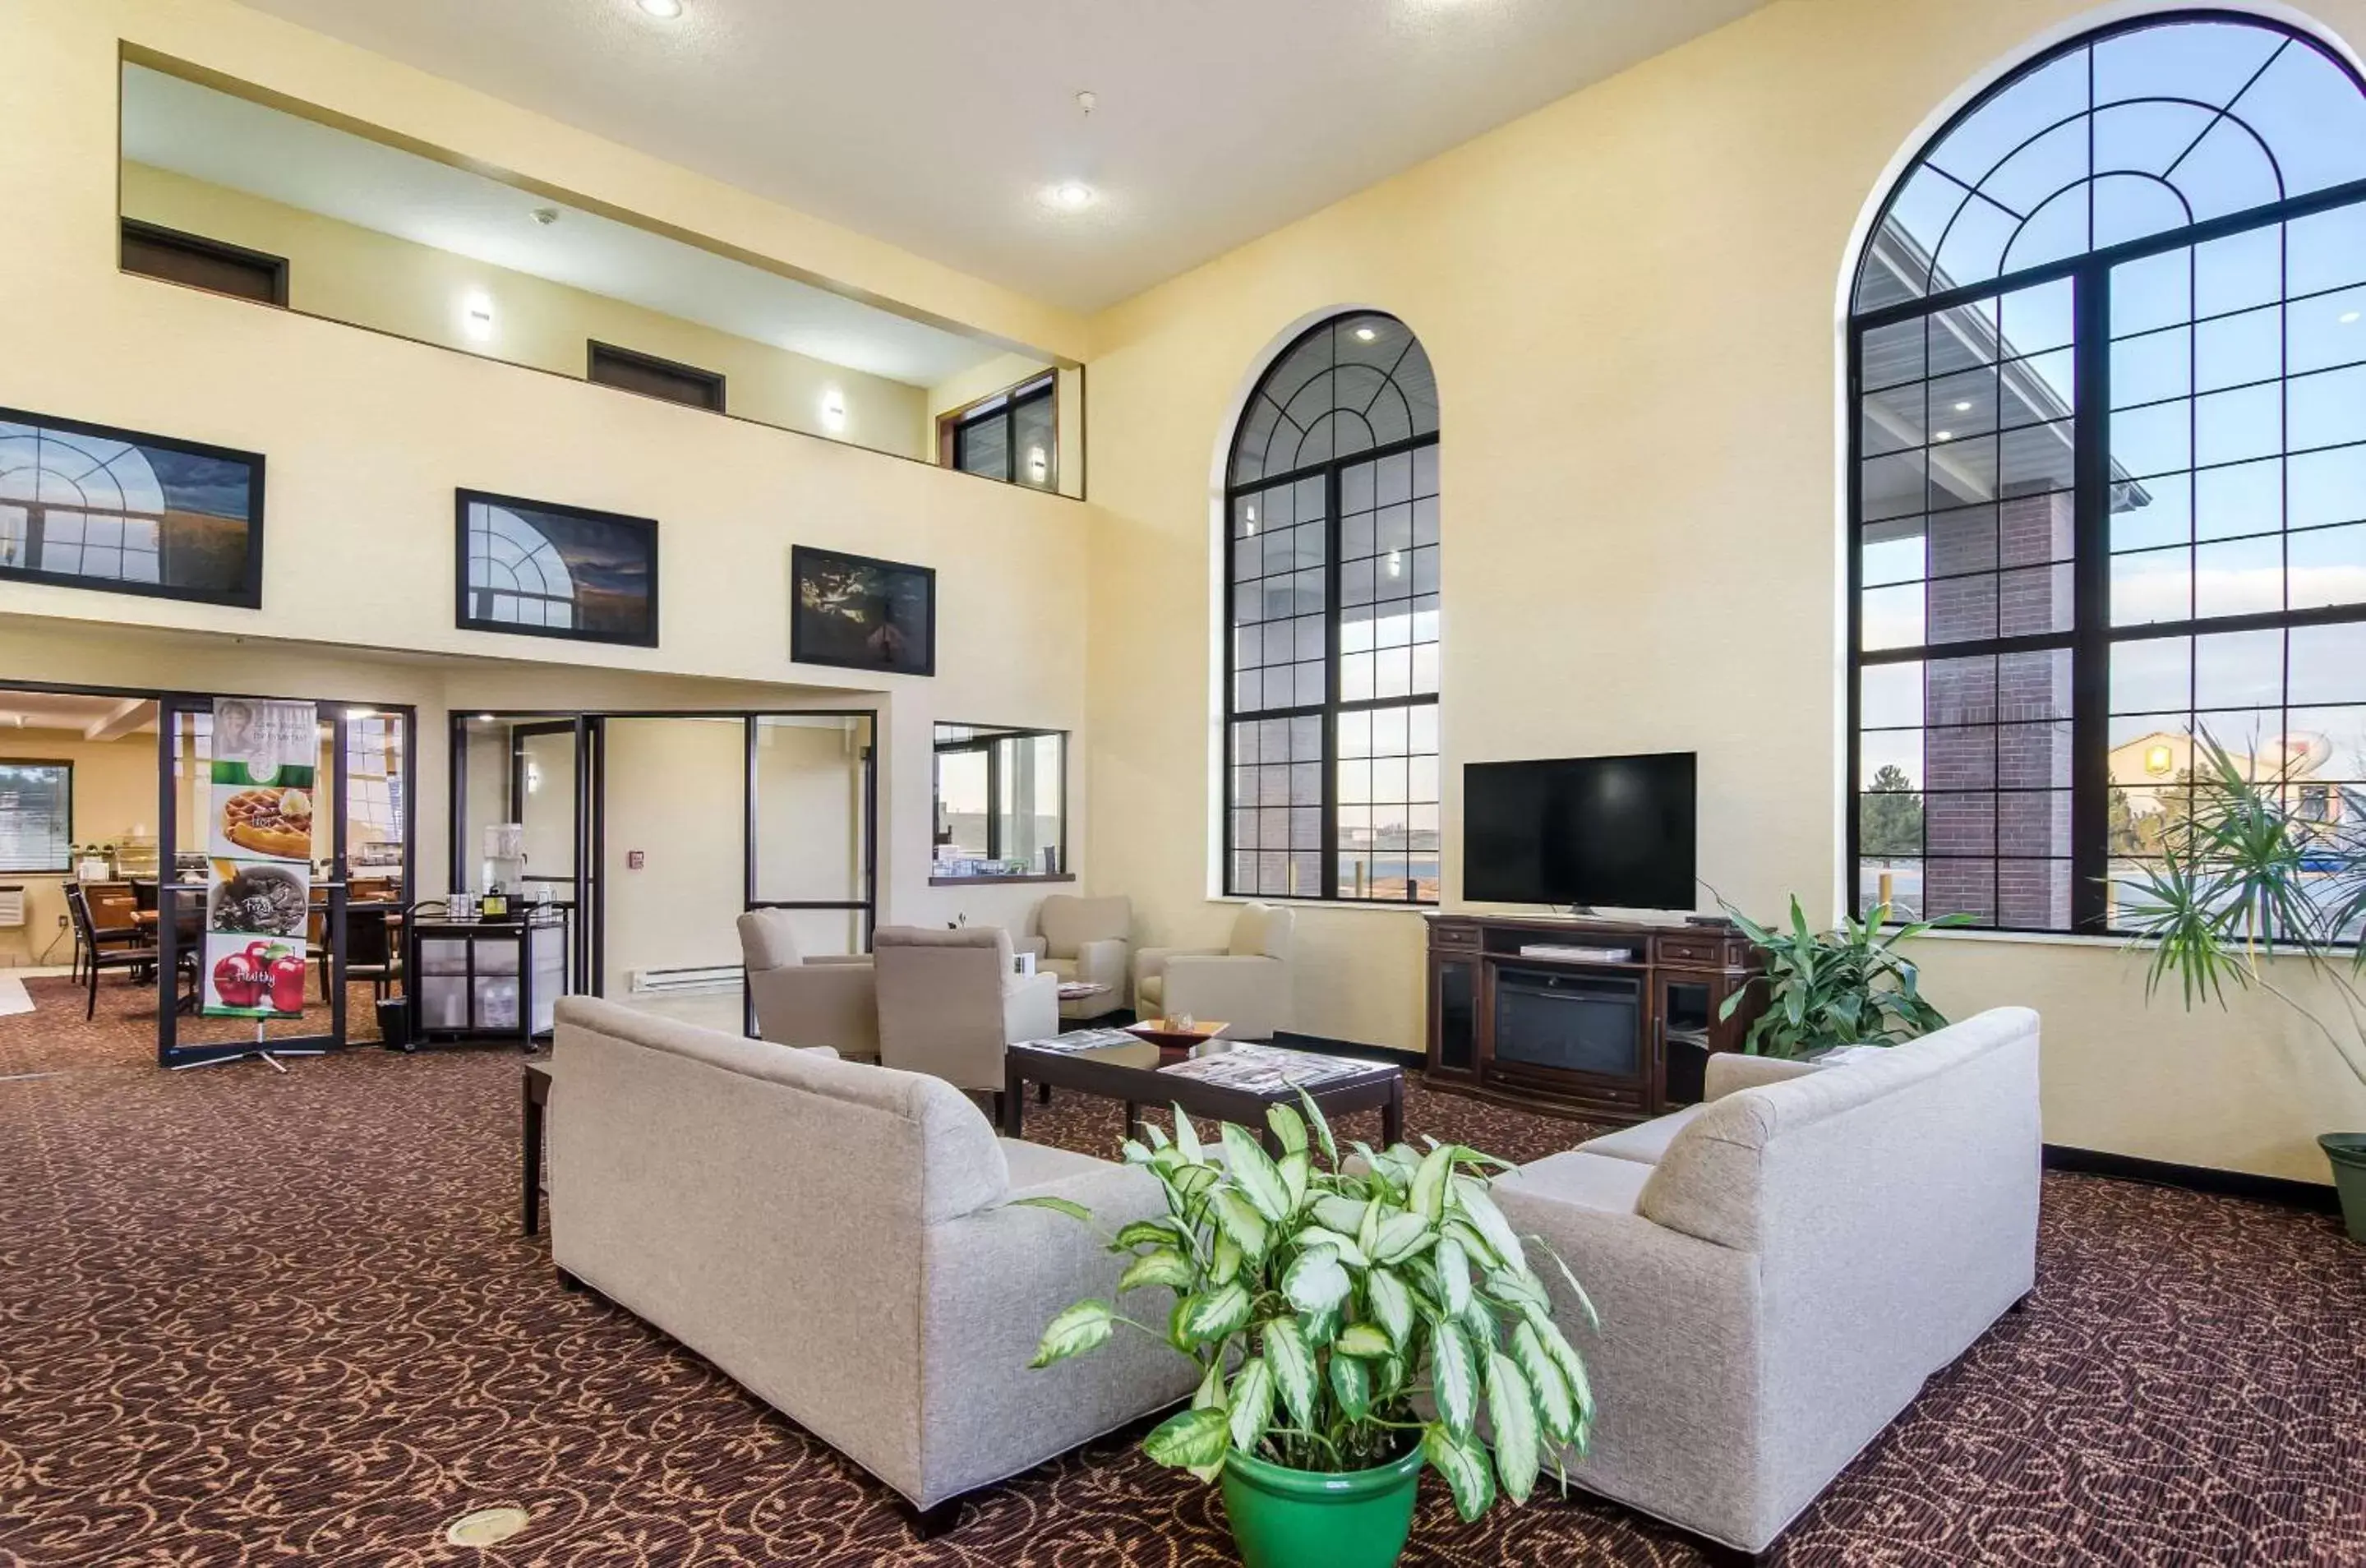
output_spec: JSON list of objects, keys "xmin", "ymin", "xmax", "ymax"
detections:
[
  {"xmin": 0, "ymin": 407, "xmax": 265, "ymax": 608},
  {"xmin": 454, "ymin": 490, "xmax": 659, "ymax": 648},
  {"xmin": 791, "ymin": 546, "xmax": 935, "ymax": 676}
]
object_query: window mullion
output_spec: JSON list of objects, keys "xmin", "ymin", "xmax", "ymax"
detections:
[
  {"xmin": 2069, "ymin": 261, "xmax": 2113, "ymax": 933},
  {"xmin": 1321, "ymin": 460, "xmax": 1342, "ymax": 902}
]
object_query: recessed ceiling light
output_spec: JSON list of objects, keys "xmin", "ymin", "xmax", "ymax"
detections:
[
  {"xmin": 1354, "ymin": 326, "xmax": 1377, "ymax": 342},
  {"xmin": 638, "ymin": 0, "xmax": 683, "ymax": 17},
  {"xmin": 1046, "ymin": 182, "xmax": 1096, "ymax": 212}
]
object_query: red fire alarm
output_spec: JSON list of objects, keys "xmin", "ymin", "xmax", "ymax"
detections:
[{"xmin": 626, "ymin": 849, "xmax": 646, "ymax": 869}]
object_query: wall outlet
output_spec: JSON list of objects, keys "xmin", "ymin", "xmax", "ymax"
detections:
[{"xmin": 56, "ymin": 913, "xmax": 68, "ymax": 929}]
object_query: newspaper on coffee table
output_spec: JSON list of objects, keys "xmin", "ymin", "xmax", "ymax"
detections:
[
  {"xmin": 1158, "ymin": 1043, "xmax": 1374, "ymax": 1092},
  {"xmin": 1013, "ymin": 1027, "xmax": 1141, "ymax": 1055}
]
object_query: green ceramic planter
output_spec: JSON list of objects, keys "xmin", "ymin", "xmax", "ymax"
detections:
[
  {"xmin": 1220, "ymin": 1445, "xmax": 1424, "ymax": 1568},
  {"xmin": 2321, "ymin": 1133, "xmax": 2366, "ymax": 1245}
]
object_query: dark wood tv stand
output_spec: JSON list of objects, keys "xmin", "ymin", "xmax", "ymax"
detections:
[{"xmin": 1424, "ymin": 911, "xmax": 1765, "ymax": 1125}]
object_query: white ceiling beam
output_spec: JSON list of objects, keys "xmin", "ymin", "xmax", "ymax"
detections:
[{"xmin": 84, "ymin": 699, "xmax": 154, "ymax": 742}]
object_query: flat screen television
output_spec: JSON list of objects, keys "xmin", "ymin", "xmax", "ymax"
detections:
[{"xmin": 1463, "ymin": 752, "xmax": 1697, "ymax": 911}]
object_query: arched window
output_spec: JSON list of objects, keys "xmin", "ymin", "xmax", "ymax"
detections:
[
  {"xmin": 467, "ymin": 502, "xmax": 578, "ymax": 629},
  {"xmin": 1225, "ymin": 311, "xmax": 1441, "ymax": 902},
  {"xmin": 1848, "ymin": 14, "xmax": 2366, "ymax": 933}
]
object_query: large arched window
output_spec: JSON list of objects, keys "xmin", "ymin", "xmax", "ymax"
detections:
[
  {"xmin": 1849, "ymin": 13, "xmax": 2366, "ymax": 933},
  {"xmin": 1225, "ymin": 311, "xmax": 1441, "ymax": 902}
]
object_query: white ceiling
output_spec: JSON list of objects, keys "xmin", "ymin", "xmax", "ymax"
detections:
[
  {"xmin": 233, "ymin": 0, "xmax": 1769, "ymax": 313},
  {"xmin": 122, "ymin": 66, "xmax": 1016, "ymax": 386},
  {"xmin": 0, "ymin": 694, "xmax": 157, "ymax": 738}
]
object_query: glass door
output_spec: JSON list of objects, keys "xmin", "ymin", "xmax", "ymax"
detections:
[
  {"xmin": 454, "ymin": 714, "xmax": 592, "ymax": 991},
  {"xmin": 748, "ymin": 712, "xmax": 876, "ymax": 1036},
  {"xmin": 156, "ymin": 698, "xmax": 413, "ymax": 1065}
]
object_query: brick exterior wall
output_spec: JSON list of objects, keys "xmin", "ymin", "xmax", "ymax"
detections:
[{"xmin": 1921, "ymin": 486, "xmax": 2075, "ymax": 926}]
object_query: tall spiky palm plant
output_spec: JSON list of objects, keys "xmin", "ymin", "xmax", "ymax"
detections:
[{"xmin": 2118, "ymin": 738, "xmax": 2366, "ymax": 1087}]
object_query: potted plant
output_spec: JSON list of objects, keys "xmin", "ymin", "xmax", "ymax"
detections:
[
  {"xmin": 1717, "ymin": 896, "xmax": 1970, "ymax": 1059},
  {"xmin": 1021, "ymin": 1096, "xmax": 1595, "ymax": 1568},
  {"xmin": 2115, "ymin": 740, "xmax": 2366, "ymax": 1243}
]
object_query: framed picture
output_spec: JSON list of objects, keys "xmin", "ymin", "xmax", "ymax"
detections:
[
  {"xmin": 454, "ymin": 489, "xmax": 658, "ymax": 648},
  {"xmin": 0, "ymin": 407, "xmax": 265, "ymax": 608},
  {"xmin": 791, "ymin": 546, "xmax": 935, "ymax": 677}
]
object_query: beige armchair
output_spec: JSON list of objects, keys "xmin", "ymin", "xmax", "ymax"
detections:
[
  {"xmin": 1132, "ymin": 902, "xmax": 1295, "ymax": 1041},
  {"xmin": 1017, "ymin": 893, "xmax": 1132, "ymax": 1018},
  {"xmin": 874, "ymin": 925, "xmax": 1060, "ymax": 1110},
  {"xmin": 738, "ymin": 909, "xmax": 879, "ymax": 1063}
]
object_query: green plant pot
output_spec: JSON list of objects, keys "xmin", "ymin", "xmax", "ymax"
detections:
[
  {"xmin": 1221, "ymin": 1445, "xmax": 1423, "ymax": 1568},
  {"xmin": 2321, "ymin": 1134, "xmax": 2366, "ymax": 1245}
]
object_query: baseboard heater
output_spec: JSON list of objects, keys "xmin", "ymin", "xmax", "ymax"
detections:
[{"xmin": 628, "ymin": 963, "xmax": 744, "ymax": 995}]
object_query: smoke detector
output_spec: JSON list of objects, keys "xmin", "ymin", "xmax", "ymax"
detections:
[{"xmin": 530, "ymin": 207, "xmax": 560, "ymax": 226}]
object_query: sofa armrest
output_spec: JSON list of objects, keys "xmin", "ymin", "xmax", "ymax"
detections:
[
  {"xmin": 1132, "ymin": 944, "xmax": 1217, "ymax": 989},
  {"xmin": 806, "ymin": 953, "xmax": 874, "ymax": 968},
  {"xmin": 1162, "ymin": 954, "xmax": 1289, "ymax": 1040},
  {"xmin": 919, "ymin": 1161, "xmax": 1198, "ymax": 1506},
  {"xmin": 1486, "ymin": 1185, "xmax": 1769, "ymax": 1549},
  {"xmin": 1001, "ymin": 969, "xmax": 1061, "ymax": 1044},
  {"xmin": 748, "ymin": 962, "xmax": 878, "ymax": 1058},
  {"xmin": 1072, "ymin": 937, "xmax": 1129, "ymax": 994},
  {"xmin": 1704, "ymin": 1053, "xmax": 1823, "ymax": 1100}
]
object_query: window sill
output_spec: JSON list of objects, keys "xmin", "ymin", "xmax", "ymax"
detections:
[
  {"xmin": 930, "ymin": 873, "xmax": 1077, "ymax": 887},
  {"xmin": 1208, "ymin": 893, "xmax": 1433, "ymax": 915}
]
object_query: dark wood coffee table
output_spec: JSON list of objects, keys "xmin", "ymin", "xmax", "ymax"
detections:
[{"xmin": 1002, "ymin": 1035, "xmax": 1403, "ymax": 1152}]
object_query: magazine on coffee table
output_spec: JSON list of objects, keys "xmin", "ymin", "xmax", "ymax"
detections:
[
  {"xmin": 1157, "ymin": 1043, "xmax": 1377, "ymax": 1093},
  {"xmin": 1013, "ymin": 1027, "xmax": 1140, "ymax": 1056}
]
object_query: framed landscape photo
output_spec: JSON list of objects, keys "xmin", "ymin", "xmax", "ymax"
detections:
[
  {"xmin": 0, "ymin": 407, "xmax": 265, "ymax": 608},
  {"xmin": 791, "ymin": 546, "xmax": 935, "ymax": 676},
  {"xmin": 454, "ymin": 489, "xmax": 658, "ymax": 648}
]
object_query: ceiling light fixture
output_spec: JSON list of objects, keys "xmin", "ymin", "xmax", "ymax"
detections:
[
  {"xmin": 2343, "ymin": 310, "xmax": 2362, "ymax": 325},
  {"xmin": 637, "ymin": 0, "xmax": 684, "ymax": 17},
  {"xmin": 1953, "ymin": 400, "xmax": 1973, "ymax": 412},
  {"xmin": 476, "ymin": 713, "xmax": 496, "ymax": 724},
  {"xmin": 1046, "ymin": 182, "xmax": 1097, "ymax": 212},
  {"xmin": 1935, "ymin": 430, "xmax": 1954, "ymax": 441}
]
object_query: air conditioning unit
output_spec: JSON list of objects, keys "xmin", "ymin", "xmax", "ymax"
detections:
[
  {"xmin": 629, "ymin": 963, "xmax": 743, "ymax": 995},
  {"xmin": 0, "ymin": 888, "xmax": 24, "ymax": 928}
]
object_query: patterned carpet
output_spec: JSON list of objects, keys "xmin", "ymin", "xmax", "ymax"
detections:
[{"xmin": 1, "ymin": 975, "xmax": 2361, "ymax": 1566}]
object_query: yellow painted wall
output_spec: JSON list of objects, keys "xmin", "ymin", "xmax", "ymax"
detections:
[
  {"xmin": 121, "ymin": 161, "xmax": 933, "ymax": 460},
  {"xmin": 2, "ymin": 0, "xmax": 1089, "ymax": 726},
  {"xmin": 0, "ymin": 731, "xmax": 159, "ymax": 963},
  {"xmin": 1079, "ymin": 0, "xmax": 2366, "ymax": 1183}
]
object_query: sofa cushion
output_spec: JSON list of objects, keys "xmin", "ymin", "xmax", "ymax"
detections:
[
  {"xmin": 1493, "ymin": 1149, "xmax": 1653, "ymax": 1215},
  {"xmin": 1639, "ymin": 1006, "xmax": 2042, "ymax": 1252},
  {"xmin": 1000, "ymin": 1137, "xmax": 1114, "ymax": 1194},
  {"xmin": 555, "ymin": 994, "xmax": 1009, "ymax": 1224},
  {"xmin": 1137, "ymin": 972, "xmax": 1165, "ymax": 1008},
  {"xmin": 1229, "ymin": 902, "xmax": 1295, "ymax": 959},
  {"xmin": 1578, "ymin": 1102, "xmax": 1709, "ymax": 1165},
  {"xmin": 1038, "ymin": 895, "xmax": 1130, "ymax": 961}
]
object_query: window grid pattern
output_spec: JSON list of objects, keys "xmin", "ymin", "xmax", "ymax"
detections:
[
  {"xmin": 0, "ymin": 422, "xmax": 167, "ymax": 585},
  {"xmin": 468, "ymin": 503, "xmax": 576, "ymax": 629},
  {"xmin": 1851, "ymin": 13, "xmax": 2366, "ymax": 935},
  {"xmin": 1225, "ymin": 312, "xmax": 1440, "ymax": 904}
]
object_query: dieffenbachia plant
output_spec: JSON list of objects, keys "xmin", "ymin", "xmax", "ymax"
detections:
[{"xmin": 1019, "ymin": 1095, "xmax": 1596, "ymax": 1520}]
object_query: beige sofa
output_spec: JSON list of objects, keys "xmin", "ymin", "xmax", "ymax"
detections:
[
  {"xmin": 1491, "ymin": 1007, "xmax": 2041, "ymax": 1560},
  {"xmin": 1017, "ymin": 893, "xmax": 1132, "ymax": 1018},
  {"xmin": 547, "ymin": 996, "xmax": 1196, "ymax": 1518},
  {"xmin": 1132, "ymin": 902, "xmax": 1295, "ymax": 1040},
  {"xmin": 737, "ymin": 908, "xmax": 878, "ymax": 1062}
]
